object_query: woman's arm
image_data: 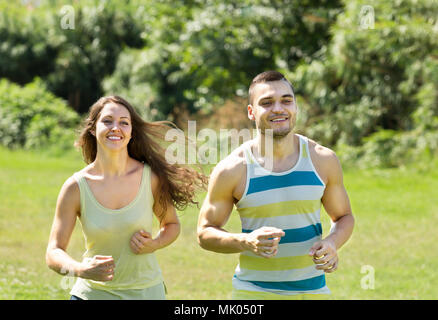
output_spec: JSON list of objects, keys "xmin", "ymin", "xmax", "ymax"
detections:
[
  {"xmin": 46, "ymin": 177, "xmax": 114, "ymax": 281},
  {"xmin": 46, "ymin": 177, "xmax": 83, "ymax": 276}
]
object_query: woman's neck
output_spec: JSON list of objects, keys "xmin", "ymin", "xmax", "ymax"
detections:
[{"xmin": 92, "ymin": 148, "xmax": 132, "ymax": 177}]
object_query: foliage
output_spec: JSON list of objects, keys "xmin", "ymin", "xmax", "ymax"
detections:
[
  {"xmin": 0, "ymin": 0, "xmax": 146, "ymax": 113},
  {"xmin": 103, "ymin": 0, "xmax": 342, "ymax": 120},
  {"xmin": 1, "ymin": 0, "xmax": 437, "ymax": 168},
  {"xmin": 290, "ymin": 0, "xmax": 438, "ymax": 167},
  {"xmin": 0, "ymin": 78, "xmax": 80, "ymax": 152},
  {"xmin": 2, "ymin": 0, "xmax": 341, "ymax": 118},
  {"xmin": 0, "ymin": 2, "xmax": 57, "ymax": 84}
]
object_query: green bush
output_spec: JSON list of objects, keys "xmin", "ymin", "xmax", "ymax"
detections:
[
  {"xmin": 0, "ymin": 78, "xmax": 80, "ymax": 152},
  {"xmin": 0, "ymin": 1, "xmax": 146, "ymax": 114}
]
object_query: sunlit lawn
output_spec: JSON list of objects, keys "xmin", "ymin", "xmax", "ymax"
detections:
[{"xmin": 0, "ymin": 147, "xmax": 436, "ymax": 299}]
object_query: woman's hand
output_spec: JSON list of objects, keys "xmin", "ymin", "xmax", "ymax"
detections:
[
  {"xmin": 130, "ymin": 230, "xmax": 158, "ymax": 254},
  {"xmin": 78, "ymin": 255, "xmax": 115, "ymax": 281}
]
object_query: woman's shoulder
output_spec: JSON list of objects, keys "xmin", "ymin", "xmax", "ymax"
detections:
[
  {"xmin": 60, "ymin": 163, "xmax": 93, "ymax": 199},
  {"xmin": 57, "ymin": 174, "xmax": 81, "ymax": 209},
  {"xmin": 73, "ymin": 163, "xmax": 94, "ymax": 178}
]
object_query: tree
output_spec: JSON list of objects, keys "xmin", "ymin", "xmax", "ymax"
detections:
[
  {"xmin": 290, "ymin": 0, "xmax": 438, "ymax": 166},
  {"xmin": 104, "ymin": 0, "xmax": 342, "ymax": 121}
]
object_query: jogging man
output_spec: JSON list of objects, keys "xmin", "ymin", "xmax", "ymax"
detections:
[{"xmin": 197, "ymin": 71, "xmax": 354, "ymax": 299}]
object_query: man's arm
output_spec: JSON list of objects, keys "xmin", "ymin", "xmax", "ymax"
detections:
[
  {"xmin": 309, "ymin": 146, "xmax": 355, "ymax": 273},
  {"xmin": 197, "ymin": 158, "xmax": 284, "ymax": 257}
]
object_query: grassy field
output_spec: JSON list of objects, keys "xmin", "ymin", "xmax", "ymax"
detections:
[{"xmin": 0, "ymin": 146, "xmax": 437, "ymax": 300}]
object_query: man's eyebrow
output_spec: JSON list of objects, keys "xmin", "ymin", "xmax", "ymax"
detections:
[{"xmin": 259, "ymin": 94, "xmax": 294, "ymax": 100}]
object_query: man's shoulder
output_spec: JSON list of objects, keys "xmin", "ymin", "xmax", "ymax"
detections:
[
  {"xmin": 215, "ymin": 144, "xmax": 247, "ymax": 174},
  {"xmin": 306, "ymin": 136, "xmax": 338, "ymax": 163},
  {"xmin": 305, "ymin": 136, "xmax": 343, "ymax": 181},
  {"xmin": 209, "ymin": 142, "xmax": 250, "ymax": 183}
]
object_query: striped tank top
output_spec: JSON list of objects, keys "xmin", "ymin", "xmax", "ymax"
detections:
[{"xmin": 233, "ymin": 134, "xmax": 330, "ymax": 296}]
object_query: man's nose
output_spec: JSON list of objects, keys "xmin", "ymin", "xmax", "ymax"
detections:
[{"xmin": 272, "ymin": 101, "xmax": 284, "ymax": 112}]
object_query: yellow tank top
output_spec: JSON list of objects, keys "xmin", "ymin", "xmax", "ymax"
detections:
[{"xmin": 70, "ymin": 163, "xmax": 163, "ymax": 299}]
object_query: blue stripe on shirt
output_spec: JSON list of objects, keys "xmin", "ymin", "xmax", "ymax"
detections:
[
  {"xmin": 242, "ymin": 223, "xmax": 322, "ymax": 244},
  {"xmin": 247, "ymin": 171, "xmax": 324, "ymax": 195},
  {"xmin": 238, "ymin": 275, "xmax": 326, "ymax": 291}
]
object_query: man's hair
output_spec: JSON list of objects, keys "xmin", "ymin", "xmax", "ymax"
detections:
[{"xmin": 248, "ymin": 70, "xmax": 295, "ymax": 105}]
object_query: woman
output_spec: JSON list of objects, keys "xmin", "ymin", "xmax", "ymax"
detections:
[{"xmin": 46, "ymin": 96, "xmax": 206, "ymax": 300}]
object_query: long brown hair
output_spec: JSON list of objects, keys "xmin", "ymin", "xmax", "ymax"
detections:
[{"xmin": 75, "ymin": 95, "xmax": 207, "ymax": 218}]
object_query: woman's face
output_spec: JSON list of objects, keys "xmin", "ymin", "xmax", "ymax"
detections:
[{"xmin": 94, "ymin": 102, "xmax": 132, "ymax": 152}]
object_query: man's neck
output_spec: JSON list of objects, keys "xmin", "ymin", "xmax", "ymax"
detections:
[
  {"xmin": 251, "ymin": 131, "xmax": 299, "ymax": 172},
  {"xmin": 254, "ymin": 131, "xmax": 297, "ymax": 159}
]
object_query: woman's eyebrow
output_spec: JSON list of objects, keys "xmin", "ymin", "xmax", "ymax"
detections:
[{"xmin": 101, "ymin": 115, "xmax": 130, "ymax": 119}]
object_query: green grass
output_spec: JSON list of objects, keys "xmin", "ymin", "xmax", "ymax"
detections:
[{"xmin": 0, "ymin": 146, "xmax": 437, "ymax": 299}]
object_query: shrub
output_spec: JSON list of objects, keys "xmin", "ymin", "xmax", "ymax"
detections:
[{"xmin": 0, "ymin": 78, "xmax": 80, "ymax": 152}]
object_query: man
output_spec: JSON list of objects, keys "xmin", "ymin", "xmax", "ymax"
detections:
[{"xmin": 197, "ymin": 71, "xmax": 354, "ymax": 299}]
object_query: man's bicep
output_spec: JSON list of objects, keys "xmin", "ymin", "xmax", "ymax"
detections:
[
  {"xmin": 322, "ymin": 183, "xmax": 352, "ymax": 221},
  {"xmin": 199, "ymin": 189, "xmax": 235, "ymax": 229},
  {"xmin": 198, "ymin": 166, "xmax": 236, "ymax": 230},
  {"xmin": 321, "ymin": 155, "xmax": 352, "ymax": 222}
]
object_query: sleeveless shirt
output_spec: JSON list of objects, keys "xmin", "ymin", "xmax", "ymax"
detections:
[
  {"xmin": 70, "ymin": 164, "xmax": 164, "ymax": 299},
  {"xmin": 233, "ymin": 134, "xmax": 330, "ymax": 296}
]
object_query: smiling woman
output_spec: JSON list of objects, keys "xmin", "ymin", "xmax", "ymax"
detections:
[
  {"xmin": 75, "ymin": 96, "xmax": 207, "ymax": 216},
  {"xmin": 94, "ymin": 103, "xmax": 133, "ymax": 151},
  {"xmin": 46, "ymin": 95, "xmax": 207, "ymax": 300}
]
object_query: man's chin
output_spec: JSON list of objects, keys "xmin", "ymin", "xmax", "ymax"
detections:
[
  {"xmin": 260, "ymin": 128, "xmax": 293, "ymax": 139},
  {"xmin": 273, "ymin": 131, "xmax": 292, "ymax": 139}
]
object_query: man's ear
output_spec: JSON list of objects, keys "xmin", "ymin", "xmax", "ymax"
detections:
[{"xmin": 247, "ymin": 104, "xmax": 256, "ymax": 121}]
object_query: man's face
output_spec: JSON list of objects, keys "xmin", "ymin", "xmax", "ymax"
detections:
[{"xmin": 248, "ymin": 80, "xmax": 297, "ymax": 138}]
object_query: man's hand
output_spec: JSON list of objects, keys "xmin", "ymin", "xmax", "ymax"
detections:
[
  {"xmin": 309, "ymin": 239, "xmax": 338, "ymax": 273},
  {"xmin": 130, "ymin": 230, "xmax": 158, "ymax": 254},
  {"xmin": 243, "ymin": 227, "xmax": 285, "ymax": 258}
]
